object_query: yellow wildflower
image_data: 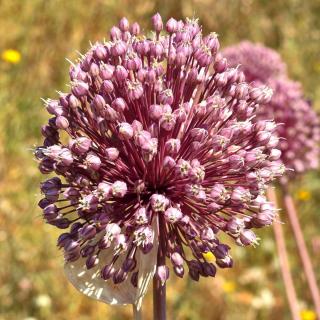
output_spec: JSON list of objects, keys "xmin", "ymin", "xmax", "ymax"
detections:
[
  {"xmin": 222, "ymin": 280, "xmax": 236, "ymax": 293},
  {"xmin": 2, "ymin": 49, "xmax": 21, "ymax": 64},
  {"xmin": 300, "ymin": 309, "xmax": 316, "ymax": 320},
  {"xmin": 202, "ymin": 251, "xmax": 215, "ymax": 263},
  {"xmin": 297, "ymin": 190, "xmax": 311, "ymax": 201}
]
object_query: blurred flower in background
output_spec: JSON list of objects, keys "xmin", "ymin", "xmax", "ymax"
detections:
[
  {"xmin": 1, "ymin": 49, "xmax": 21, "ymax": 64},
  {"xmin": 300, "ymin": 309, "xmax": 317, "ymax": 320},
  {"xmin": 297, "ymin": 190, "xmax": 311, "ymax": 201},
  {"xmin": 223, "ymin": 41, "xmax": 320, "ymax": 180}
]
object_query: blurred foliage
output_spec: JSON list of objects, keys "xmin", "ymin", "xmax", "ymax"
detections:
[{"xmin": 0, "ymin": 0, "xmax": 320, "ymax": 319}]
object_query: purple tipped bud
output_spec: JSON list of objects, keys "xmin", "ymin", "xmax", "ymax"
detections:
[
  {"xmin": 152, "ymin": 13, "xmax": 163, "ymax": 32},
  {"xmin": 111, "ymin": 97, "xmax": 127, "ymax": 112},
  {"xmin": 174, "ymin": 265, "xmax": 184, "ymax": 278},
  {"xmin": 100, "ymin": 64, "xmax": 114, "ymax": 80},
  {"xmin": 156, "ymin": 265, "xmax": 169, "ymax": 285},
  {"xmin": 86, "ymin": 255, "xmax": 99, "ymax": 269},
  {"xmin": 237, "ymin": 229, "xmax": 258, "ymax": 246},
  {"xmin": 70, "ymin": 137, "xmax": 92, "ymax": 155},
  {"xmin": 269, "ymin": 148, "xmax": 281, "ymax": 161},
  {"xmin": 130, "ymin": 22, "xmax": 140, "ymax": 35},
  {"xmin": 80, "ymin": 225, "xmax": 97, "ymax": 240},
  {"xmin": 111, "ymin": 181, "xmax": 127, "ymax": 198},
  {"xmin": 166, "ymin": 18, "xmax": 178, "ymax": 33},
  {"xmin": 216, "ymin": 256, "xmax": 233, "ymax": 269},
  {"xmin": 214, "ymin": 244, "xmax": 230, "ymax": 259},
  {"xmin": 71, "ymin": 81, "xmax": 89, "ymax": 98},
  {"xmin": 171, "ymin": 252, "xmax": 184, "ymax": 266},
  {"xmin": 150, "ymin": 104, "xmax": 164, "ymax": 120},
  {"xmin": 118, "ymin": 122, "xmax": 133, "ymax": 140},
  {"xmin": 119, "ymin": 17, "xmax": 130, "ymax": 32},
  {"xmin": 86, "ymin": 152, "xmax": 101, "ymax": 170},
  {"xmin": 165, "ymin": 138, "xmax": 181, "ymax": 154},
  {"xmin": 64, "ymin": 240, "xmax": 80, "ymax": 254},
  {"xmin": 57, "ymin": 233, "xmax": 72, "ymax": 248},
  {"xmin": 150, "ymin": 194, "xmax": 169, "ymax": 212},
  {"xmin": 214, "ymin": 58, "xmax": 227, "ymax": 73},
  {"xmin": 202, "ymin": 262, "xmax": 216, "ymax": 277},
  {"xmin": 135, "ymin": 207, "xmax": 149, "ymax": 225},
  {"xmin": 114, "ymin": 65, "xmax": 128, "ymax": 82},
  {"xmin": 43, "ymin": 204, "xmax": 59, "ymax": 222},
  {"xmin": 94, "ymin": 44, "xmax": 107, "ymax": 60},
  {"xmin": 164, "ymin": 207, "xmax": 183, "ymax": 223},
  {"xmin": 93, "ymin": 94, "xmax": 106, "ymax": 111},
  {"xmin": 105, "ymin": 147, "xmax": 119, "ymax": 161},
  {"xmin": 55, "ymin": 116, "xmax": 69, "ymax": 129},
  {"xmin": 63, "ymin": 187, "xmax": 80, "ymax": 200},
  {"xmin": 101, "ymin": 264, "xmax": 115, "ymax": 280},
  {"xmin": 163, "ymin": 156, "xmax": 176, "ymax": 170},
  {"xmin": 101, "ymin": 80, "xmax": 114, "ymax": 94},
  {"xmin": 201, "ymin": 227, "xmax": 215, "ymax": 241},
  {"xmin": 122, "ymin": 258, "xmax": 137, "ymax": 272},
  {"xmin": 110, "ymin": 26, "xmax": 121, "ymax": 40}
]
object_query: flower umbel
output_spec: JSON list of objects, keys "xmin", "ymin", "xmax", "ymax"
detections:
[
  {"xmin": 223, "ymin": 41, "xmax": 320, "ymax": 179},
  {"xmin": 36, "ymin": 16, "xmax": 284, "ymax": 306}
]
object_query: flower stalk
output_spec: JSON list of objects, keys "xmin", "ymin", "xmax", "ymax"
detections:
[
  {"xmin": 281, "ymin": 183, "xmax": 320, "ymax": 319},
  {"xmin": 133, "ymin": 305, "xmax": 142, "ymax": 320},
  {"xmin": 153, "ymin": 215, "xmax": 166, "ymax": 320},
  {"xmin": 267, "ymin": 187, "xmax": 300, "ymax": 320}
]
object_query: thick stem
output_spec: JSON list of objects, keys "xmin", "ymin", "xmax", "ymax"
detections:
[
  {"xmin": 267, "ymin": 187, "xmax": 300, "ymax": 320},
  {"xmin": 153, "ymin": 215, "xmax": 166, "ymax": 320},
  {"xmin": 133, "ymin": 304, "xmax": 142, "ymax": 320},
  {"xmin": 281, "ymin": 183, "xmax": 320, "ymax": 319},
  {"xmin": 153, "ymin": 276, "xmax": 166, "ymax": 320}
]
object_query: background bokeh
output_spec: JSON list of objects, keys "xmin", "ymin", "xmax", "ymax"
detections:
[{"xmin": 1, "ymin": 1, "xmax": 320, "ymax": 319}]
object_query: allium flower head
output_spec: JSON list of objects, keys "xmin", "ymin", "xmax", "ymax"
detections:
[
  {"xmin": 36, "ymin": 16, "xmax": 284, "ymax": 307},
  {"xmin": 223, "ymin": 41, "xmax": 286, "ymax": 84},
  {"xmin": 223, "ymin": 41, "xmax": 320, "ymax": 179}
]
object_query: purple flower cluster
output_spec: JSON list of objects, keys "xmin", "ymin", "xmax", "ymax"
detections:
[
  {"xmin": 36, "ymin": 15, "xmax": 284, "ymax": 298},
  {"xmin": 223, "ymin": 41, "xmax": 320, "ymax": 178},
  {"xmin": 223, "ymin": 41, "xmax": 286, "ymax": 84}
]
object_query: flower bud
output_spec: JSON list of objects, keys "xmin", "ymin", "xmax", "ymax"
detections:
[
  {"xmin": 86, "ymin": 152, "xmax": 101, "ymax": 170},
  {"xmin": 71, "ymin": 81, "xmax": 89, "ymax": 98},
  {"xmin": 130, "ymin": 22, "xmax": 140, "ymax": 35},
  {"xmin": 156, "ymin": 265, "xmax": 169, "ymax": 285},
  {"xmin": 105, "ymin": 147, "xmax": 119, "ymax": 161},
  {"xmin": 166, "ymin": 18, "xmax": 178, "ymax": 33},
  {"xmin": 122, "ymin": 258, "xmax": 136, "ymax": 272},
  {"xmin": 55, "ymin": 116, "xmax": 69, "ymax": 129},
  {"xmin": 101, "ymin": 263, "xmax": 115, "ymax": 280},
  {"xmin": 150, "ymin": 194, "xmax": 169, "ymax": 212},
  {"xmin": 165, "ymin": 139, "xmax": 181, "ymax": 155},
  {"xmin": 118, "ymin": 122, "xmax": 133, "ymax": 140},
  {"xmin": 80, "ymin": 225, "xmax": 97, "ymax": 240},
  {"xmin": 86, "ymin": 254, "xmax": 99, "ymax": 269},
  {"xmin": 111, "ymin": 97, "xmax": 127, "ymax": 112},
  {"xmin": 171, "ymin": 252, "xmax": 184, "ymax": 266},
  {"xmin": 119, "ymin": 17, "xmax": 129, "ymax": 32},
  {"xmin": 111, "ymin": 181, "xmax": 127, "ymax": 198},
  {"xmin": 152, "ymin": 13, "xmax": 163, "ymax": 32},
  {"xmin": 70, "ymin": 137, "xmax": 92, "ymax": 155},
  {"xmin": 164, "ymin": 207, "xmax": 183, "ymax": 223}
]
